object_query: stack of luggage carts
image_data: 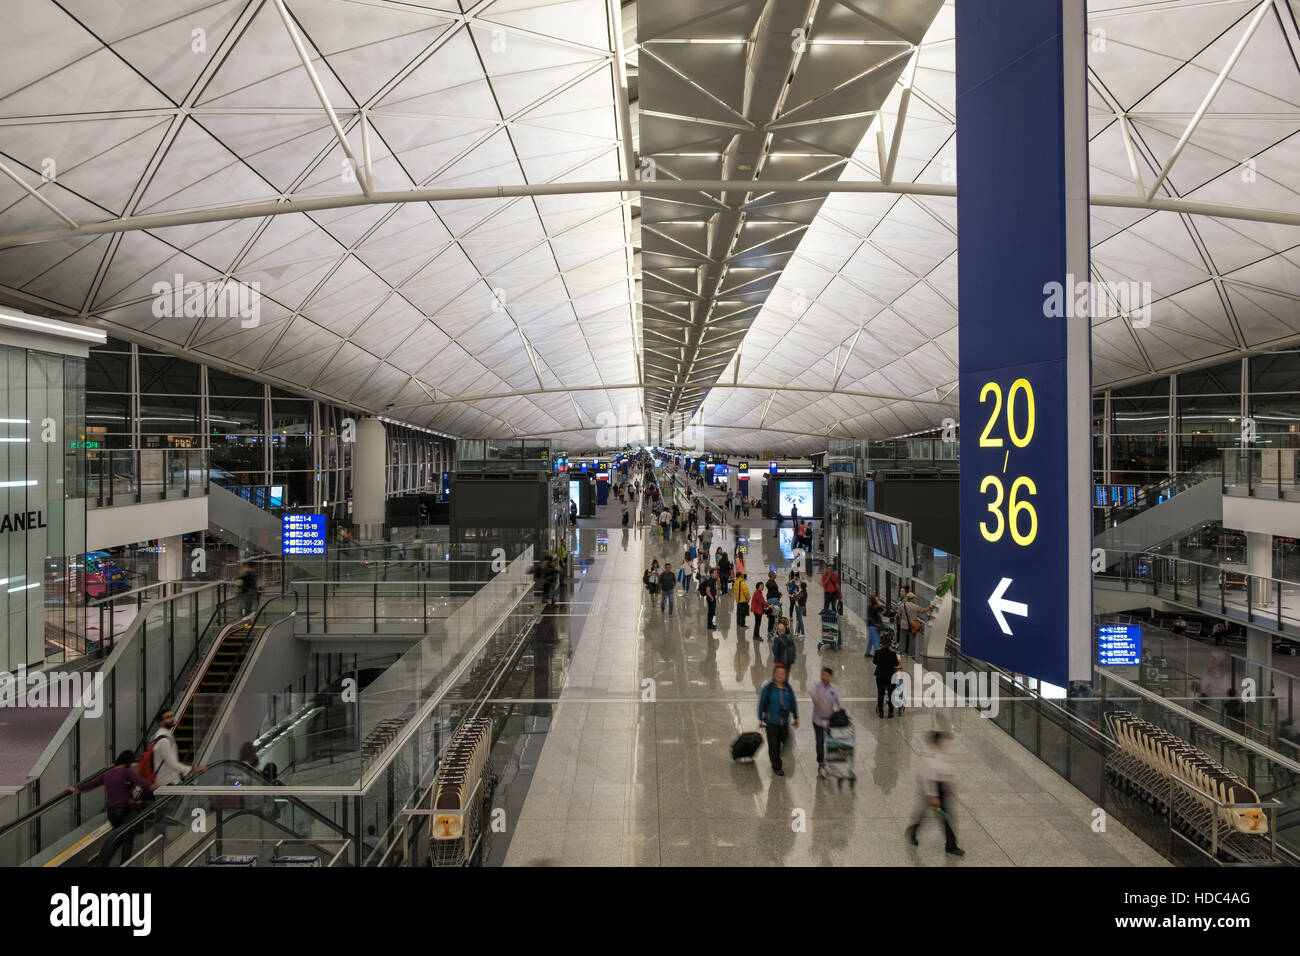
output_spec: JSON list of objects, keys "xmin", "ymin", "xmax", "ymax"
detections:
[
  {"xmin": 1104, "ymin": 710, "xmax": 1274, "ymax": 862},
  {"xmin": 430, "ymin": 717, "xmax": 497, "ymax": 866}
]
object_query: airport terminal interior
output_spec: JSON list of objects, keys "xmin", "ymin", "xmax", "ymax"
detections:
[{"xmin": 2, "ymin": 0, "xmax": 1300, "ymax": 874}]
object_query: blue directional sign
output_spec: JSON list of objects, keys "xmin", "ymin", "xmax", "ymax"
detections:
[
  {"xmin": 1097, "ymin": 624, "xmax": 1141, "ymax": 666},
  {"xmin": 282, "ymin": 513, "xmax": 326, "ymax": 555},
  {"xmin": 957, "ymin": 0, "xmax": 1092, "ymax": 688}
]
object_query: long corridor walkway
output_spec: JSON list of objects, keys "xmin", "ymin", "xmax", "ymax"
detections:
[{"xmin": 503, "ymin": 483, "xmax": 1168, "ymax": 867}]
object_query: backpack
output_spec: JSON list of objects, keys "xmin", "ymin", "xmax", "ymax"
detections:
[{"xmin": 136, "ymin": 733, "xmax": 166, "ymax": 787}]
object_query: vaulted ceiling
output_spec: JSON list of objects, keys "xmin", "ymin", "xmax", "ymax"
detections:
[{"xmin": 1, "ymin": 0, "xmax": 1299, "ymax": 454}]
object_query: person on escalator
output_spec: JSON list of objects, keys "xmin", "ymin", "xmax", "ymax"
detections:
[
  {"xmin": 238, "ymin": 562, "xmax": 260, "ymax": 617},
  {"xmin": 147, "ymin": 709, "xmax": 207, "ymax": 840},
  {"xmin": 66, "ymin": 750, "xmax": 154, "ymax": 866}
]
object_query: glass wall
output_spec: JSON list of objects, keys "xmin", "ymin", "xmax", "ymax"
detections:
[
  {"xmin": 81, "ymin": 341, "xmax": 453, "ymax": 514},
  {"xmin": 1109, "ymin": 376, "xmax": 1169, "ymax": 485},
  {"xmin": 1097, "ymin": 351, "xmax": 1300, "ymax": 485},
  {"xmin": 0, "ymin": 344, "xmax": 87, "ymax": 672}
]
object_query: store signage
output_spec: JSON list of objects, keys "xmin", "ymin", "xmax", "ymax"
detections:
[{"xmin": 0, "ymin": 510, "xmax": 45, "ymax": 534}]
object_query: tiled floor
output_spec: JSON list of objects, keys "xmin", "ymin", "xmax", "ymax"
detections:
[{"xmin": 504, "ymin": 478, "xmax": 1169, "ymax": 867}]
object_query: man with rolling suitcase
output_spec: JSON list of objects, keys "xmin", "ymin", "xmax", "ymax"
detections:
[{"xmin": 758, "ymin": 664, "xmax": 799, "ymax": 776}]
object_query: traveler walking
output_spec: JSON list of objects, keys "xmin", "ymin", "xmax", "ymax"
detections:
[
  {"xmin": 758, "ymin": 665, "xmax": 799, "ymax": 776},
  {"xmin": 894, "ymin": 592, "xmax": 934, "ymax": 657},
  {"xmin": 659, "ymin": 563, "xmax": 677, "ymax": 615},
  {"xmin": 809, "ymin": 667, "xmax": 846, "ymax": 777},
  {"xmin": 66, "ymin": 750, "xmax": 155, "ymax": 865},
  {"xmin": 147, "ymin": 710, "xmax": 207, "ymax": 839},
  {"xmin": 872, "ymin": 638, "xmax": 901, "ymax": 718},
  {"xmin": 866, "ymin": 592, "xmax": 886, "ymax": 656},
  {"xmin": 750, "ymin": 580, "xmax": 769, "ymax": 642},
  {"xmin": 819, "ymin": 564, "xmax": 841, "ymax": 614},
  {"xmin": 238, "ymin": 562, "xmax": 259, "ymax": 616},
  {"xmin": 906, "ymin": 731, "xmax": 965, "ymax": 856},
  {"xmin": 734, "ymin": 574, "xmax": 750, "ymax": 630},
  {"xmin": 793, "ymin": 575, "xmax": 808, "ymax": 636},
  {"xmin": 705, "ymin": 569, "xmax": 720, "ymax": 630},
  {"xmin": 772, "ymin": 618, "xmax": 796, "ymax": 670}
]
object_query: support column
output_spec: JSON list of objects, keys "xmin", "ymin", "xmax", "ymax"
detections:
[
  {"xmin": 354, "ymin": 417, "xmax": 387, "ymax": 540},
  {"xmin": 158, "ymin": 534, "xmax": 183, "ymax": 585},
  {"xmin": 1247, "ymin": 530, "xmax": 1273, "ymax": 610}
]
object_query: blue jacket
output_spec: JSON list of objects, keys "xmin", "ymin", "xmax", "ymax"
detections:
[{"xmin": 758, "ymin": 681, "xmax": 798, "ymax": 726}]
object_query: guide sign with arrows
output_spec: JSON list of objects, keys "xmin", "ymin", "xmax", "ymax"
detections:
[{"xmin": 955, "ymin": 0, "xmax": 1093, "ymax": 688}]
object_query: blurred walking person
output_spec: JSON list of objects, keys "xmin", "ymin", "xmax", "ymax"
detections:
[{"xmin": 906, "ymin": 731, "xmax": 964, "ymax": 856}]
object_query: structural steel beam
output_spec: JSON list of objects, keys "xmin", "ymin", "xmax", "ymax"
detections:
[
  {"xmin": 384, "ymin": 380, "xmax": 959, "ymax": 411},
  {"xmin": 4, "ymin": 180, "xmax": 1297, "ymax": 249}
]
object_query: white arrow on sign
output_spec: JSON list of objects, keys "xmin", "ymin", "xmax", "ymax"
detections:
[{"xmin": 988, "ymin": 577, "xmax": 1028, "ymax": 635}]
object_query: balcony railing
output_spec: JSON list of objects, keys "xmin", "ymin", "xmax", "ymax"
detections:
[{"xmin": 86, "ymin": 448, "xmax": 209, "ymax": 508}]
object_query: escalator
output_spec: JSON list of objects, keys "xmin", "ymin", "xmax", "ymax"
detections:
[
  {"xmin": 169, "ymin": 593, "xmax": 297, "ymax": 764},
  {"xmin": 92, "ymin": 761, "xmax": 353, "ymax": 867},
  {"xmin": 173, "ymin": 621, "xmax": 258, "ymax": 763}
]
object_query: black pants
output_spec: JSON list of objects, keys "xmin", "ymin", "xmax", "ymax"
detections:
[
  {"xmin": 814, "ymin": 724, "xmax": 826, "ymax": 765},
  {"xmin": 100, "ymin": 806, "xmax": 135, "ymax": 865},
  {"xmin": 910, "ymin": 783, "xmax": 959, "ymax": 850},
  {"xmin": 706, "ymin": 597, "xmax": 717, "ymax": 628},
  {"xmin": 737, "ymin": 604, "xmax": 748, "ymax": 627},
  {"xmin": 876, "ymin": 676, "xmax": 894, "ymax": 716},
  {"xmin": 765, "ymin": 723, "xmax": 788, "ymax": 771}
]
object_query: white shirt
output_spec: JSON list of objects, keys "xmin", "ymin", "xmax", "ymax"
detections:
[
  {"xmin": 151, "ymin": 727, "xmax": 191, "ymax": 787},
  {"xmin": 920, "ymin": 747, "xmax": 955, "ymax": 797},
  {"xmin": 792, "ymin": 549, "xmax": 806, "ymax": 573}
]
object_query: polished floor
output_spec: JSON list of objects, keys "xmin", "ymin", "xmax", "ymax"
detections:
[{"xmin": 502, "ymin": 480, "xmax": 1169, "ymax": 867}]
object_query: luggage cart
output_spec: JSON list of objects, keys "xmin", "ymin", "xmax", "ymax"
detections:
[
  {"xmin": 817, "ymin": 608, "xmax": 841, "ymax": 651},
  {"xmin": 823, "ymin": 723, "xmax": 856, "ymax": 788}
]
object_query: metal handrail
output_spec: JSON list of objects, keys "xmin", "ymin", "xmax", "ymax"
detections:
[
  {"xmin": 183, "ymin": 592, "xmax": 300, "ymax": 765},
  {"xmin": 0, "ymin": 582, "xmax": 227, "ymax": 842},
  {"xmin": 1096, "ymin": 667, "xmax": 1300, "ymax": 775}
]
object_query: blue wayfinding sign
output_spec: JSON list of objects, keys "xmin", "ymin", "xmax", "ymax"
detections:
[
  {"xmin": 282, "ymin": 513, "xmax": 326, "ymax": 555},
  {"xmin": 956, "ymin": 0, "xmax": 1092, "ymax": 688},
  {"xmin": 1097, "ymin": 625, "xmax": 1141, "ymax": 666}
]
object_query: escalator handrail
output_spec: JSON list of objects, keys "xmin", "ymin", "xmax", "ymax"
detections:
[
  {"xmin": 166, "ymin": 594, "xmax": 252, "ymax": 723},
  {"xmin": 181, "ymin": 592, "xmax": 300, "ymax": 765},
  {"xmin": 101, "ymin": 761, "xmax": 351, "ymax": 865},
  {"xmin": 1, "ymin": 593, "xmax": 295, "ymax": 849},
  {"xmin": 0, "ymin": 593, "xmax": 244, "ymax": 844}
]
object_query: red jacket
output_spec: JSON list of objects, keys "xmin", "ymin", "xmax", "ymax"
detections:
[{"xmin": 751, "ymin": 589, "xmax": 767, "ymax": 615}]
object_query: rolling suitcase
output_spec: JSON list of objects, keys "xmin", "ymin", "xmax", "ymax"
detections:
[{"xmin": 731, "ymin": 731, "xmax": 763, "ymax": 761}]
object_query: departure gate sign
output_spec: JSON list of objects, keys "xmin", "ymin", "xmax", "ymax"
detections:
[
  {"xmin": 282, "ymin": 514, "xmax": 326, "ymax": 555},
  {"xmin": 956, "ymin": 0, "xmax": 1092, "ymax": 688}
]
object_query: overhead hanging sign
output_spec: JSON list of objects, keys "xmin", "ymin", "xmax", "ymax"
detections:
[
  {"xmin": 956, "ymin": 0, "xmax": 1092, "ymax": 688},
  {"xmin": 282, "ymin": 513, "xmax": 326, "ymax": 556}
]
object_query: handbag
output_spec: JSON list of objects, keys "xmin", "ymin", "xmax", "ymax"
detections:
[{"xmin": 828, "ymin": 709, "xmax": 851, "ymax": 728}]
